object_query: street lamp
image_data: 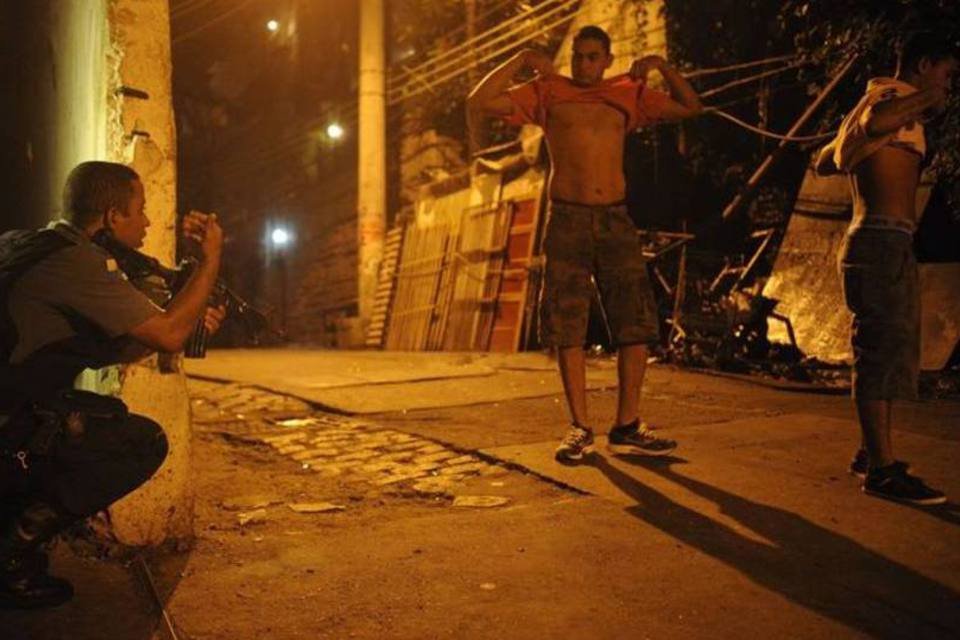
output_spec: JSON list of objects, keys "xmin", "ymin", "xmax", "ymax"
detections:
[
  {"xmin": 326, "ymin": 122, "xmax": 345, "ymax": 141},
  {"xmin": 271, "ymin": 227, "xmax": 291, "ymax": 246},
  {"xmin": 266, "ymin": 19, "xmax": 280, "ymax": 33},
  {"xmin": 268, "ymin": 225, "xmax": 293, "ymax": 340}
]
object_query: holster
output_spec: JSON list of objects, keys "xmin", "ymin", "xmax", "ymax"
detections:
[{"xmin": 0, "ymin": 390, "xmax": 128, "ymax": 473}]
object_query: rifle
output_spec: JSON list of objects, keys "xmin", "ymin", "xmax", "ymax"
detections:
[{"xmin": 92, "ymin": 230, "xmax": 272, "ymax": 358}]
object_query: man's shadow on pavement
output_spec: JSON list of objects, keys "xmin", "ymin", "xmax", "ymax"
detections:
[
  {"xmin": 589, "ymin": 453, "xmax": 960, "ymax": 640},
  {"xmin": 900, "ymin": 500, "xmax": 960, "ymax": 527}
]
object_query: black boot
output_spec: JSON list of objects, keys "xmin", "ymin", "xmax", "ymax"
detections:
[
  {"xmin": 0, "ymin": 503, "xmax": 74, "ymax": 609},
  {"xmin": 0, "ymin": 550, "xmax": 74, "ymax": 609}
]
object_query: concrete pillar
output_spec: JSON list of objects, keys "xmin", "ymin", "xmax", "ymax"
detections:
[
  {"xmin": 357, "ymin": 0, "xmax": 386, "ymax": 329},
  {"xmin": 103, "ymin": 0, "xmax": 193, "ymax": 545}
]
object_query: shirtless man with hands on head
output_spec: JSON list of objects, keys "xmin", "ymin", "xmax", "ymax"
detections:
[{"xmin": 468, "ymin": 26, "xmax": 703, "ymax": 463}]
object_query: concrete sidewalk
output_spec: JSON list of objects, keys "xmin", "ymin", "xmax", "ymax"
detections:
[{"xmin": 185, "ymin": 348, "xmax": 620, "ymax": 413}]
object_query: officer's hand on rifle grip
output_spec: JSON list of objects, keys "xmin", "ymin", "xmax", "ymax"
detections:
[{"xmin": 203, "ymin": 304, "xmax": 227, "ymax": 335}]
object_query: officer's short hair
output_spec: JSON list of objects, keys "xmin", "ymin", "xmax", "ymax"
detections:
[
  {"xmin": 574, "ymin": 26, "xmax": 611, "ymax": 55},
  {"xmin": 898, "ymin": 31, "xmax": 959, "ymax": 76},
  {"xmin": 62, "ymin": 161, "xmax": 141, "ymax": 227}
]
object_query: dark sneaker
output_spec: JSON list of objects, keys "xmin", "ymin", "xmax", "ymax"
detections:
[
  {"xmin": 849, "ymin": 448, "xmax": 869, "ymax": 479},
  {"xmin": 555, "ymin": 424, "xmax": 594, "ymax": 463},
  {"xmin": 863, "ymin": 464, "xmax": 946, "ymax": 506},
  {"xmin": 848, "ymin": 449, "xmax": 910, "ymax": 480},
  {"xmin": 608, "ymin": 420, "xmax": 677, "ymax": 456}
]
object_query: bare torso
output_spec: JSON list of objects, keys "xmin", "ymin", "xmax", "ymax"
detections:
[
  {"xmin": 851, "ymin": 146, "xmax": 922, "ymax": 225},
  {"xmin": 544, "ymin": 101, "xmax": 627, "ymax": 204}
]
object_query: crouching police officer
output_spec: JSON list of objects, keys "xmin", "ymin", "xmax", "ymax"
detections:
[{"xmin": 0, "ymin": 161, "xmax": 225, "ymax": 609}]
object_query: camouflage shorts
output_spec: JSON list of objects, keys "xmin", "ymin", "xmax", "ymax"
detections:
[
  {"xmin": 839, "ymin": 226, "xmax": 920, "ymax": 401},
  {"xmin": 539, "ymin": 201, "xmax": 659, "ymax": 348}
]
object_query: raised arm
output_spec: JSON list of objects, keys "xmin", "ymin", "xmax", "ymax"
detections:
[
  {"xmin": 814, "ymin": 139, "xmax": 839, "ymax": 176},
  {"xmin": 631, "ymin": 55, "xmax": 703, "ymax": 121},
  {"xmin": 467, "ymin": 49, "xmax": 553, "ymax": 118},
  {"xmin": 864, "ymin": 86, "xmax": 946, "ymax": 137},
  {"xmin": 128, "ymin": 212, "xmax": 223, "ymax": 352}
]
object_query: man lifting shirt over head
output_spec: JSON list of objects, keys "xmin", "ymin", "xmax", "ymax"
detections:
[
  {"xmin": 468, "ymin": 26, "xmax": 703, "ymax": 462},
  {"xmin": 817, "ymin": 31, "xmax": 956, "ymax": 505}
]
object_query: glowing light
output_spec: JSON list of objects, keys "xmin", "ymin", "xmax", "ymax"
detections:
[
  {"xmin": 271, "ymin": 228, "xmax": 291, "ymax": 246},
  {"xmin": 266, "ymin": 19, "xmax": 280, "ymax": 32},
  {"xmin": 326, "ymin": 123, "xmax": 345, "ymax": 140}
]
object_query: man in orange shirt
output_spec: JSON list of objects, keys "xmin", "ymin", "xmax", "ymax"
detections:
[{"xmin": 468, "ymin": 26, "xmax": 703, "ymax": 462}]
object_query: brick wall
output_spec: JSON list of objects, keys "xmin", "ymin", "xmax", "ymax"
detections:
[{"xmin": 283, "ymin": 184, "xmax": 359, "ymax": 346}]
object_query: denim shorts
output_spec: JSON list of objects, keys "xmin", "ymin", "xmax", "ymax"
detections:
[{"xmin": 839, "ymin": 225, "xmax": 920, "ymax": 400}]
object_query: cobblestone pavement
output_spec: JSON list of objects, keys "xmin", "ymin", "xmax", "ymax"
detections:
[{"xmin": 189, "ymin": 379, "xmax": 514, "ymax": 498}]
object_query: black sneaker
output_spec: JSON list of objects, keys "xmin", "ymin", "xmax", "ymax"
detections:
[
  {"xmin": 849, "ymin": 449, "xmax": 910, "ymax": 480},
  {"xmin": 555, "ymin": 424, "xmax": 594, "ymax": 463},
  {"xmin": 863, "ymin": 464, "xmax": 946, "ymax": 506},
  {"xmin": 608, "ymin": 420, "xmax": 677, "ymax": 456},
  {"xmin": 849, "ymin": 448, "xmax": 869, "ymax": 478}
]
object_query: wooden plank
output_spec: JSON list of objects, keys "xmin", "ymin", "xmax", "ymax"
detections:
[
  {"xmin": 473, "ymin": 202, "xmax": 514, "ymax": 350},
  {"xmin": 365, "ymin": 224, "xmax": 405, "ymax": 348},
  {"xmin": 442, "ymin": 202, "xmax": 505, "ymax": 350},
  {"xmin": 488, "ymin": 196, "xmax": 544, "ymax": 352}
]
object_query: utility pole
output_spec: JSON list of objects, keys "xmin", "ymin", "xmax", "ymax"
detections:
[{"xmin": 357, "ymin": 0, "xmax": 386, "ymax": 332}]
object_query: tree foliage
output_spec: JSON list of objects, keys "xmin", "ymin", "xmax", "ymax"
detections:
[{"xmin": 658, "ymin": 0, "xmax": 803, "ymax": 232}]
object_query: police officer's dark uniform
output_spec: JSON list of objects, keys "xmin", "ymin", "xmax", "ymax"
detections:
[{"xmin": 0, "ymin": 220, "xmax": 169, "ymax": 609}]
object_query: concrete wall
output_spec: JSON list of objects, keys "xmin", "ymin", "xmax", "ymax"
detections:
[
  {"xmin": 284, "ymin": 185, "xmax": 360, "ymax": 346},
  {"xmin": 0, "ymin": 1, "xmax": 110, "ymax": 230}
]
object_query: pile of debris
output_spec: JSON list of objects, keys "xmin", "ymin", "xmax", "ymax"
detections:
[{"xmin": 657, "ymin": 289, "xmax": 849, "ymax": 390}]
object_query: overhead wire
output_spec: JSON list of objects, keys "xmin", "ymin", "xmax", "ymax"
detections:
[
  {"xmin": 388, "ymin": 0, "xmax": 579, "ymax": 102},
  {"xmin": 389, "ymin": 8, "xmax": 578, "ymax": 105},
  {"xmin": 696, "ymin": 60, "xmax": 837, "ymax": 143},
  {"xmin": 444, "ymin": 0, "xmax": 519, "ymax": 40},
  {"xmin": 391, "ymin": 0, "xmax": 575, "ymax": 88},
  {"xmin": 170, "ymin": 0, "xmax": 220, "ymax": 20},
  {"xmin": 704, "ymin": 108, "xmax": 836, "ymax": 142},
  {"xmin": 699, "ymin": 60, "xmax": 808, "ymax": 99},
  {"xmin": 172, "ymin": 0, "xmax": 258, "ymax": 45},
  {"xmin": 683, "ymin": 54, "xmax": 798, "ymax": 79}
]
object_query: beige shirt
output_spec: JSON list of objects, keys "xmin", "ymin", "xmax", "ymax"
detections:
[{"xmin": 833, "ymin": 77, "xmax": 927, "ymax": 172}]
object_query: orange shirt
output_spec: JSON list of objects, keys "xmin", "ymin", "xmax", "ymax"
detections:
[{"xmin": 504, "ymin": 73, "xmax": 672, "ymax": 131}]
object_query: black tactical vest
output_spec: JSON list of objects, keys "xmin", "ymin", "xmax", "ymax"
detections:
[
  {"xmin": 0, "ymin": 229, "xmax": 78, "ymax": 410},
  {"xmin": 0, "ymin": 229, "xmax": 75, "ymax": 364}
]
